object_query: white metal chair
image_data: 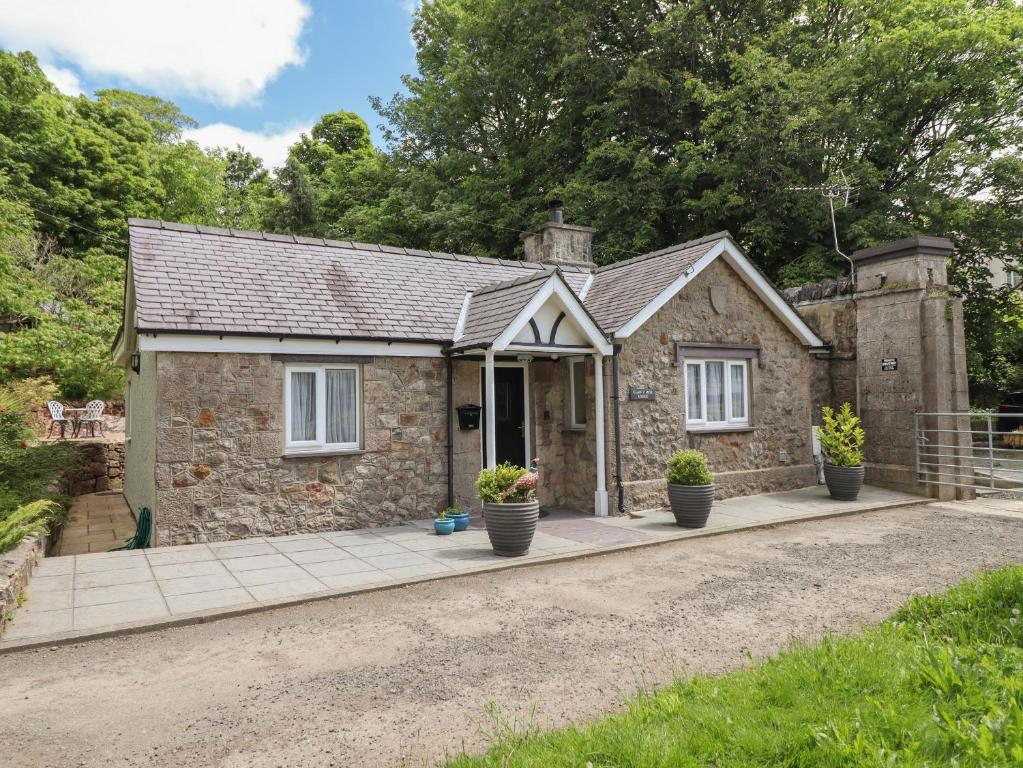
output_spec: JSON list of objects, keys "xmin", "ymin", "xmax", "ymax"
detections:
[
  {"xmin": 79, "ymin": 400, "xmax": 106, "ymax": 438},
  {"xmin": 46, "ymin": 401, "xmax": 70, "ymax": 439}
]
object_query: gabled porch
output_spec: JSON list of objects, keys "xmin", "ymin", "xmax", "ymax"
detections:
[{"xmin": 447, "ymin": 269, "xmax": 614, "ymax": 516}]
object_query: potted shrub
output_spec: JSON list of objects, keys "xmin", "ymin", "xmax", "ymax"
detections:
[
  {"xmin": 434, "ymin": 507, "xmax": 456, "ymax": 536},
  {"xmin": 819, "ymin": 402, "xmax": 866, "ymax": 501},
  {"xmin": 666, "ymin": 449, "xmax": 715, "ymax": 527},
  {"xmin": 446, "ymin": 504, "xmax": 471, "ymax": 531},
  {"xmin": 476, "ymin": 462, "xmax": 539, "ymax": 556}
]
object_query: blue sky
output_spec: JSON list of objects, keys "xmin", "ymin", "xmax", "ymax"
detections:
[{"xmin": 0, "ymin": 0, "xmax": 419, "ymax": 168}]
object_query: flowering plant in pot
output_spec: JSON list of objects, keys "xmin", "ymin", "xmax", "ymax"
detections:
[
  {"xmin": 819, "ymin": 403, "xmax": 866, "ymax": 500},
  {"xmin": 444, "ymin": 503, "xmax": 471, "ymax": 531},
  {"xmin": 666, "ymin": 449, "xmax": 715, "ymax": 527},
  {"xmin": 476, "ymin": 462, "xmax": 539, "ymax": 556},
  {"xmin": 433, "ymin": 507, "xmax": 456, "ymax": 536}
]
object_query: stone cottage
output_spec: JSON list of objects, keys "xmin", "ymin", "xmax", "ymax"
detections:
[{"xmin": 113, "ymin": 206, "xmax": 826, "ymax": 545}]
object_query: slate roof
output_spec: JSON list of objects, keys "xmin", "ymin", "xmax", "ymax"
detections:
[
  {"xmin": 585, "ymin": 232, "xmax": 728, "ymax": 332},
  {"xmin": 452, "ymin": 271, "xmax": 554, "ymax": 351},
  {"xmin": 128, "ymin": 220, "xmax": 591, "ymax": 341}
]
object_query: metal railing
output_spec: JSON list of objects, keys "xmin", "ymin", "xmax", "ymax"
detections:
[{"xmin": 915, "ymin": 412, "xmax": 1023, "ymax": 492}]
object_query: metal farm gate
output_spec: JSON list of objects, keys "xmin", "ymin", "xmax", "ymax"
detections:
[{"xmin": 915, "ymin": 412, "xmax": 1023, "ymax": 493}]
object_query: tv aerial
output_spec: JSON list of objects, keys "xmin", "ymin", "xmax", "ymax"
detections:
[{"xmin": 788, "ymin": 169, "xmax": 857, "ymax": 280}]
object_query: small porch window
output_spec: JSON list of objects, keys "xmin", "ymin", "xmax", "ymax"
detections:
[
  {"xmin": 568, "ymin": 357, "xmax": 587, "ymax": 429},
  {"xmin": 285, "ymin": 365, "xmax": 361, "ymax": 453},
  {"xmin": 685, "ymin": 359, "xmax": 749, "ymax": 429}
]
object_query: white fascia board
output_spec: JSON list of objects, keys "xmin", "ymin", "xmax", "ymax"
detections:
[
  {"xmin": 452, "ymin": 292, "xmax": 472, "ymax": 342},
  {"xmin": 494, "ymin": 277, "xmax": 612, "ymax": 355},
  {"xmin": 578, "ymin": 273, "xmax": 594, "ymax": 300},
  {"xmin": 613, "ymin": 239, "xmax": 825, "ymax": 347},
  {"xmin": 138, "ymin": 334, "xmax": 446, "ymax": 358},
  {"xmin": 111, "ymin": 262, "xmax": 134, "ymax": 366},
  {"xmin": 718, "ymin": 241, "xmax": 825, "ymax": 347},
  {"xmin": 615, "ymin": 240, "xmax": 726, "ymax": 338}
]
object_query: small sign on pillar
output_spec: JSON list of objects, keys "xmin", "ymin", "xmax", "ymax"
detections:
[{"xmin": 881, "ymin": 357, "xmax": 898, "ymax": 372}]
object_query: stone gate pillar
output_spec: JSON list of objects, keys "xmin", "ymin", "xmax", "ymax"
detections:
[{"xmin": 851, "ymin": 236, "xmax": 973, "ymax": 500}]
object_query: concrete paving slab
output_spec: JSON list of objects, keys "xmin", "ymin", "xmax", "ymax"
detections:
[
  {"xmin": 151, "ymin": 560, "xmax": 230, "ymax": 580},
  {"xmin": 159, "ymin": 572, "xmax": 241, "ymax": 596},
  {"xmin": 222, "ymin": 554, "xmax": 293, "ymax": 572},
  {"xmin": 75, "ymin": 567, "xmax": 153, "ymax": 589},
  {"xmin": 27, "ymin": 574, "xmax": 74, "ymax": 593},
  {"xmin": 300, "ymin": 558, "xmax": 379, "ymax": 578},
  {"xmin": 270, "ymin": 537, "xmax": 334, "ymax": 553},
  {"xmin": 146, "ymin": 547, "xmax": 218, "ymax": 567},
  {"xmin": 285, "ymin": 547, "xmax": 355, "ymax": 565},
  {"xmin": 22, "ymin": 589, "xmax": 73, "ymax": 612},
  {"xmin": 363, "ymin": 552, "xmax": 436, "ymax": 570},
  {"xmin": 33, "ymin": 558, "xmax": 74, "ymax": 577},
  {"xmin": 386, "ymin": 562, "xmax": 453, "ymax": 579},
  {"xmin": 74, "ymin": 554, "xmax": 147, "ymax": 574},
  {"xmin": 233, "ymin": 565, "xmax": 311, "ymax": 587},
  {"xmin": 321, "ymin": 532, "xmax": 385, "ymax": 546},
  {"xmin": 164, "ymin": 588, "xmax": 252, "ymax": 615},
  {"xmin": 74, "ymin": 581, "xmax": 163, "ymax": 608},
  {"xmin": 212, "ymin": 542, "xmax": 278, "ymax": 559},
  {"xmin": 398, "ymin": 536, "xmax": 465, "ymax": 552},
  {"xmin": 2, "ymin": 608, "xmax": 73, "ymax": 639},
  {"xmin": 246, "ymin": 579, "xmax": 326, "ymax": 601},
  {"xmin": 73, "ymin": 598, "xmax": 169, "ymax": 630},
  {"xmin": 340, "ymin": 541, "xmax": 407, "ymax": 557},
  {"xmin": 317, "ymin": 571, "xmax": 393, "ymax": 590}
]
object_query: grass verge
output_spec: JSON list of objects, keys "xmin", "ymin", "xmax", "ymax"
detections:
[{"xmin": 446, "ymin": 566, "xmax": 1023, "ymax": 767}]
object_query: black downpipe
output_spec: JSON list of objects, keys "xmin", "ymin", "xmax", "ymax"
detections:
[
  {"xmin": 446, "ymin": 353, "xmax": 454, "ymax": 508},
  {"xmin": 611, "ymin": 344, "xmax": 625, "ymax": 514}
]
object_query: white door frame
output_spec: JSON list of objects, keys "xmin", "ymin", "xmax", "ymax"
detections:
[{"xmin": 478, "ymin": 360, "xmax": 531, "ymax": 468}]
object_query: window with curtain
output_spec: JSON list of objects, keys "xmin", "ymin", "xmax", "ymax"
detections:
[
  {"xmin": 568, "ymin": 357, "xmax": 587, "ymax": 428},
  {"xmin": 684, "ymin": 359, "xmax": 749, "ymax": 429},
  {"xmin": 285, "ymin": 365, "xmax": 361, "ymax": 452}
]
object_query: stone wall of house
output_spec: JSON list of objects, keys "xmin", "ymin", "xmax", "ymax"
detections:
[
  {"xmin": 65, "ymin": 440, "xmax": 125, "ymax": 496},
  {"xmin": 617, "ymin": 258, "xmax": 816, "ymax": 512},
  {"xmin": 153, "ymin": 352, "xmax": 449, "ymax": 545}
]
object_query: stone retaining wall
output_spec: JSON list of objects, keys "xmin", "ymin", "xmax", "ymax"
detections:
[
  {"xmin": 65, "ymin": 441, "xmax": 125, "ymax": 496},
  {"xmin": 0, "ymin": 534, "xmax": 46, "ymax": 637}
]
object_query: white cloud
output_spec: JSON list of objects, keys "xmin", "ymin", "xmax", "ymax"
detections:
[
  {"xmin": 183, "ymin": 122, "xmax": 311, "ymax": 171},
  {"xmin": 0, "ymin": 0, "xmax": 311, "ymax": 106},
  {"xmin": 39, "ymin": 62, "xmax": 83, "ymax": 96}
]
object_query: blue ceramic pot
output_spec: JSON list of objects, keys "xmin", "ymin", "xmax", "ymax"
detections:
[
  {"xmin": 434, "ymin": 518, "xmax": 456, "ymax": 535},
  {"xmin": 449, "ymin": 512, "xmax": 470, "ymax": 531}
]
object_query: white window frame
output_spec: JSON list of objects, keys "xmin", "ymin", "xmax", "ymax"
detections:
[
  {"xmin": 1008, "ymin": 268, "xmax": 1021, "ymax": 289},
  {"xmin": 684, "ymin": 359, "xmax": 750, "ymax": 430},
  {"xmin": 284, "ymin": 364, "xmax": 361, "ymax": 454},
  {"xmin": 568, "ymin": 356, "xmax": 587, "ymax": 429}
]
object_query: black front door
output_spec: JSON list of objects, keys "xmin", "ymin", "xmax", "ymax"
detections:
[{"xmin": 481, "ymin": 366, "xmax": 526, "ymax": 468}]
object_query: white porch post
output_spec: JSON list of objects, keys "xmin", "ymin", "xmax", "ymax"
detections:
[
  {"xmin": 484, "ymin": 349, "xmax": 497, "ymax": 469},
  {"xmin": 593, "ymin": 353, "xmax": 609, "ymax": 517}
]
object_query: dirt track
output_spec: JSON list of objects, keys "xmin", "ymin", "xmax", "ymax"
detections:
[{"xmin": 1, "ymin": 501, "xmax": 1021, "ymax": 768}]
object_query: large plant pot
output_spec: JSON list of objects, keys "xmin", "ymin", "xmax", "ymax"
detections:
[
  {"xmin": 483, "ymin": 500, "xmax": 539, "ymax": 557},
  {"xmin": 667, "ymin": 483, "xmax": 714, "ymax": 528},
  {"xmin": 823, "ymin": 464, "xmax": 865, "ymax": 501}
]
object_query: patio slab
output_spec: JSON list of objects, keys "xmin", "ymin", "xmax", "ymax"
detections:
[{"xmin": 1, "ymin": 484, "xmax": 932, "ymax": 649}]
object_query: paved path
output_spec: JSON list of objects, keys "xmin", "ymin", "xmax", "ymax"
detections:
[
  {"xmin": 52, "ymin": 491, "xmax": 136, "ymax": 556},
  {"xmin": 0, "ymin": 498, "xmax": 1020, "ymax": 768},
  {"xmin": 2, "ymin": 485, "xmax": 925, "ymax": 647}
]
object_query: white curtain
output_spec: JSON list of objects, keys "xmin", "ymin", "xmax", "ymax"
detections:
[
  {"xmin": 706, "ymin": 362, "xmax": 725, "ymax": 421},
  {"xmin": 291, "ymin": 371, "xmax": 316, "ymax": 441},
  {"xmin": 730, "ymin": 364, "xmax": 746, "ymax": 419},
  {"xmin": 327, "ymin": 369, "xmax": 357, "ymax": 444},
  {"xmin": 686, "ymin": 364, "xmax": 702, "ymax": 419}
]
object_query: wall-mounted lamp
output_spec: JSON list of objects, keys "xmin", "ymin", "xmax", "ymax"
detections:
[{"xmin": 130, "ymin": 350, "xmax": 141, "ymax": 375}]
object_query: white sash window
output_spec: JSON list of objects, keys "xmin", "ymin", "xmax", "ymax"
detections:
[
  {"xmin": 285, "ymin": 365, "xmax": 361, "ymax": 453},
  {"xmin": 685, "ymin": 359, "xmax": 749, "ymax": 429}
]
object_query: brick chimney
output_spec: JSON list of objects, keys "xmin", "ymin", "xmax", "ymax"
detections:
[{"xmin": 520, "ymin": 200, "xmax": 596, "ymax": 268}]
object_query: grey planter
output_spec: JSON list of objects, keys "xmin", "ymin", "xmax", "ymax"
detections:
[
  {"xmin": 823, "ymin": 464, "xmax": 865, "ymax": 501},
  {"xmin": 667, "ymin": 483, "xmax": 714, "ymax": 528},
  {"xmin": 483, "ymin": 500, "xmax": 540, "ymax": 557}
]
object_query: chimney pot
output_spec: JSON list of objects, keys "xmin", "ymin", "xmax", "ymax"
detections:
[{"xmin": 549, "ymin": 199, "xmax": 564, "ymax": 225}]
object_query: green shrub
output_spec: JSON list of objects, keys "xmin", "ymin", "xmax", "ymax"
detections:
[
  {"xmin": 0, "ymin": 499, "xmax": 61, "ymax": 552},
  {"xmin": 476, "ymin": 462, "xmax": 537, "ymax": 503},
  {"xmin": 666, "ymin": 449, "xmax": 713, "ymax": 486},
  {"xmin": 820, "ymin": 402, "xmax": 865, "ymax": 467}
]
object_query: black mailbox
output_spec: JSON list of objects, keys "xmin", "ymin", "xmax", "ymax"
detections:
[{"xmin": 456, "ymin": 404, "xmax": 481, "ymax": 430}]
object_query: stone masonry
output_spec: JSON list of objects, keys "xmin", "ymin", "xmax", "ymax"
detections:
[
  {"xmin": 153, "ymin": 352, "xmax": 449, "ymax": 545},
  {"xmin": 618, "ymin": 258, "xmax": 816, "ymax": 511},
  {"xmin": 65, "ymin": 441, "xmax": 125, "ymax": 496}
]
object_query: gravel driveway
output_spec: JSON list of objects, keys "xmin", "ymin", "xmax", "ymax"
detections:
[{"xmin": 1, "ymin": 501, "xmax": 1021, "ymax": 768}]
